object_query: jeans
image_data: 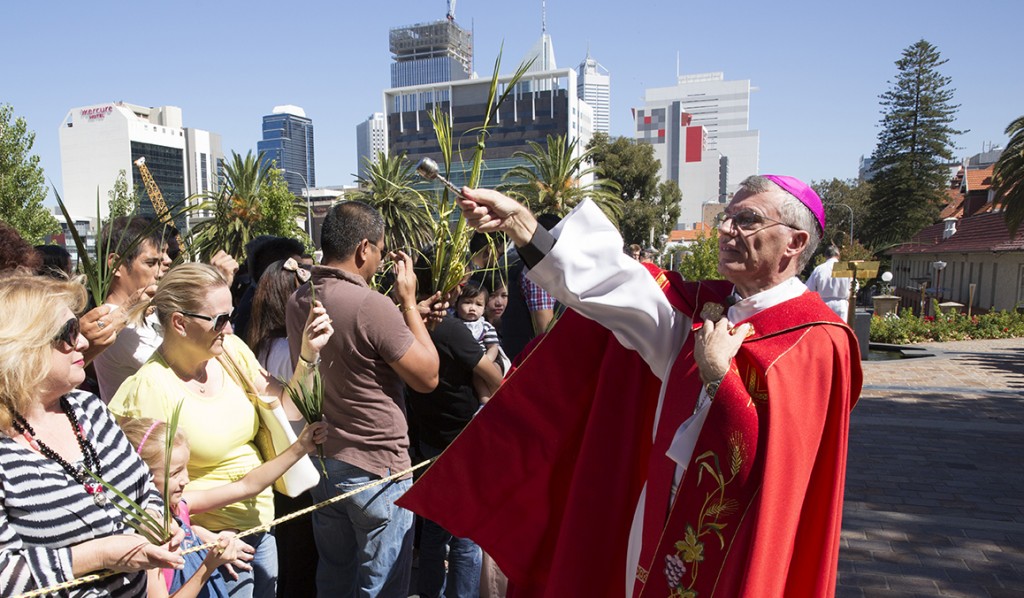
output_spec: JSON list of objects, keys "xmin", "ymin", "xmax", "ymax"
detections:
[
  {"xmin": 416, "ymin": 442, "xmax": 481, "ymax": 598},
  {"xmin": 311, "ymin": 458, "xmax": 414, "ymax": 598},
  {"xmin": 223, "ymin": 531, "xmax": 277, "ymax": 598}
]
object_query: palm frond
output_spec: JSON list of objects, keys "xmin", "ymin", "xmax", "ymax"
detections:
[
  {"xmin": 993, "ymin": 115, "xmax": 1024, "ymax": 236},
  {"xmin": 277, "ymin": 367, "xmax": 326, "ymax": 475}
]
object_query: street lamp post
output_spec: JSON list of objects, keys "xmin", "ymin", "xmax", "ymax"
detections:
[
  {"xmin": 825, "ymin": 202, "xmax": 854, "ymax": 245},
  {"xmin": 932, "ymin": 260, "xmax": 947, "ymax": 307},
  {"xmin": 281, "ymin": 169, "xmax": 312, "ymax": 237}
]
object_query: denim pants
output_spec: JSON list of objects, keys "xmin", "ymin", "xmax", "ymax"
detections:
[
  {"xmin": 310, "ymin": 457, "xmax": 414, "ymax": 597},
  {"xmin": 222, "ymin": 530, "xmax": 276, "ymax": 598},
  {"xmin": 416, "ymin": 442, "xmax": 481, "ymax": 598}
]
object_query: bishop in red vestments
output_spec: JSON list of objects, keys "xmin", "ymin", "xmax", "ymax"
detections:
[{"xmin": 398, "ymin": 175, "xmax": 862, "ymax": 597}]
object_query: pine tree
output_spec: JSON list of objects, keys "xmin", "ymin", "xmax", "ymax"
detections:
[{"xmin": 863, "ymin": 40, "xmax": 964, "ymax": 247}]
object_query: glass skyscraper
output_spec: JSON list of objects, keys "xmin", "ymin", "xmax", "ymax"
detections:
[
  {"xmin": 577, "ymin": 51, "xmax": 610, "ymax": 135},
  {"xmin": 258, "ymin": 105, "xmax": 315, "ymax": 197}
]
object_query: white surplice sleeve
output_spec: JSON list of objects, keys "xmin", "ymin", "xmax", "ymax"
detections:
[{"xmin": 526, "ymin": 199, "xmax": 690, "ymax": 379}]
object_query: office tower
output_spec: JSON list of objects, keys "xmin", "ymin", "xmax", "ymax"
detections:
[
  {"xmin": 356, "ymin": 113, "xmax": 388, "ymax": 178},
  {"xmin": 258, "ymin": 105, "xmax": 315, "ymax": 197},
  {"xmin": 635, "ymin": 72, "xmax": 759, "ymax": 227},
  {"xmin": 59, "ymin": 102, "xmax": 221, "ymax": 225},
  {"xmin": 577, "ymin": 50, "xmax": 610, "ymax": 135},
  {"xmin": 385, "ymin": 68, "xmax": 593, "ymax": 189},
  {"xmin": 520, "ymin": 1, "xmax": 558, "ymax": 93},
  {"xmin": 389, "ymin": 15, "xmax": 472, "ymax": 112}
]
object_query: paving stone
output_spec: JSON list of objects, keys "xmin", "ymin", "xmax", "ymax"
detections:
[{"xmin": 839, "ymin": 338, "xmax": 1024, "ymax": 595}]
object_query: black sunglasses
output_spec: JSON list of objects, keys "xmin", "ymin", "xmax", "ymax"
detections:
[
  {"xmin": 180, "ymin": 309, "xmax": 235, "ymax": 332},
  {"xmin": 52, "ymin": 317, "xmax": 81, "ymax": 350}
]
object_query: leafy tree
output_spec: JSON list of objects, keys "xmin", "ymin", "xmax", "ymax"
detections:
[
  {"xmin": 253, "ymin": 167, "xmax": 309, "ymax": 244},
  {"xmin": 992, "ymin": 115, "xmax": 1024, "ymax": 236},
  {"xmin": 863, "ymin": 39, "xmax": 964, "ymax": 247},
  {"xmin": 587, "ymin": 133, "xmax": 680, "ymax": 246},
  {"xmin": 105, "ymin": 169, "xmax": 141, "ymax": 223},
  {"xmin": 349, "ymin": 151, "xmax": 433, "ymax": 253},
  {"xmin": 501, "ymin": 134, "xmax": 623, "ymax": 224},
  {"xmin": 0, "ymin": 104, "xmax": 58, "ymax": 243},
  {"xmin": 677, "ymin": 228, "xmax": 722, "ymax": 281},
  {"xmin": 812, "ymin": 178, "xmax": 872, "ymax": 248}
]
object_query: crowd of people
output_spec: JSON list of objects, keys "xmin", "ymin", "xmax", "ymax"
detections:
[
  {"xmin": 0, "ymin": 172, "xmax": 861, "ymax": 598},
  {"xmin": 0, "ymin": 198, "xmax": 558, "ymax": 598}
]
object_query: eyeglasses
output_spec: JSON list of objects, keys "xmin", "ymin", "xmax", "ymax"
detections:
[
  {"xmin": 180, "ymin": 309, "xmax": 235, "ymax": 332},
  {"xmin": 715, "ymin": 209, "xmax": 797, "ymax": 232},
  {"xmin": 52, "ymin": 318, "xmax": 81, "ymax": 351}
]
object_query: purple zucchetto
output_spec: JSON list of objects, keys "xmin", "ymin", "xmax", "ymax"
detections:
[{"xmin": 763, "ymin": 174, "xmax": 825, "ymax": 234}]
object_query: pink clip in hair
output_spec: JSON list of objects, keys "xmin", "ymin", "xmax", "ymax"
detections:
[{"xmin": 136, "ymin": 421, "xmax": 161, "ymax": 454}]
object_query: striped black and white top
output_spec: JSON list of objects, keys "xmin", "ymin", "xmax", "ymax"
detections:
[{"xmin": 0, "ymin": 390, "xmax": 162, "ymax": 597}]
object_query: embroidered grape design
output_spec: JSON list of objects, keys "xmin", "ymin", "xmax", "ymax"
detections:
[{"xmin": 664, "ymin": 554, "xmax": 686, "ymax": 588}]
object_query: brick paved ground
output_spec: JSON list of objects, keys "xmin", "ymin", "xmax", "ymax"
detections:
[{"xmin": 838, "ymin": 338, "xmax": 1024, "ymax": 597}]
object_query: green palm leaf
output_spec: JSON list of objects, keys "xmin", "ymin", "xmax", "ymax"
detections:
[
  {"xmin": 993, "ymin": 115, "xmax": 1024, "ymax": 236},
  {"xmin": 501, "ymin": 134, "xmax": 623, "ymax": 224},
  {"xmin": 349, "ymin": 151, "xmax": 434, "ymax": 254}
]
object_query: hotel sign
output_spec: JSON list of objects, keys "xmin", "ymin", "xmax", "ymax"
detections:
[{"xmin": 80, "ymin": 106, "xmax": 113, "ymax": 121}]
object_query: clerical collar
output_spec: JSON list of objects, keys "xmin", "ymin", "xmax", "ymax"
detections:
[{"xmin": 727, "ymin": 277, "xmax": 807, "ymax": 323}]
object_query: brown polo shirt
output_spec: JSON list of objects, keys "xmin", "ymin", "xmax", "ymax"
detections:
[{"xmin": 286, "ymin": 265, "xmax": 415, "ymax": 478}]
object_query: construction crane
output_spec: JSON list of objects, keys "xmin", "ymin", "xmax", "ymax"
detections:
[
  {"xmin": 133, "ymin": 156, "xmax": 184, "ymax": 249},
  {"xmin": 447, "ymin": 0, "xmax": 456, "ymax": 21}
]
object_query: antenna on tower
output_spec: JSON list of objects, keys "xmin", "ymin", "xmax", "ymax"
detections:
[
  {"xmin": 447, "ymin": 0, "xmax": 457, "ymax": 21},
  {"xmin": 542, "ymin": 0, "xmax": 547, "ymax": 34}
]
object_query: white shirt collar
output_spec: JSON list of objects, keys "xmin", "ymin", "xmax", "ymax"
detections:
[{"xmin": 727, "ymin": 277, "xmax": 806, "ymax": 323}]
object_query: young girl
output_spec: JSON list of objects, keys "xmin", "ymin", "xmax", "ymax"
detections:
[{"xmin": 122, "ymin": 416, "xmax": 327, "ymax": 597}]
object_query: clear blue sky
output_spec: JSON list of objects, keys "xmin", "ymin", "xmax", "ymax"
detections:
[{"xmin": 2, "ymin": 0, "xmax": 1020, "ymax": 204}]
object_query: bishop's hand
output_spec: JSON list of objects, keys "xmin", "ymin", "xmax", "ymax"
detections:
[{"xmin": 694, "ymin": 318, "xmax": 751, "ymax": 384}]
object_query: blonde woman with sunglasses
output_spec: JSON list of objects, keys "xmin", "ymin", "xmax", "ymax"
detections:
[
  {"xmin": 0, "ymin": 272, "xmax": 184, "ymax": 597},
  {"xmin": 109, "ymin": 263, "xmax": 333, "ymax": 598}
]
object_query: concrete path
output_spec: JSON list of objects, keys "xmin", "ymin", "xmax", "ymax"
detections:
[{"xmin": 838, "ymin": 338, "xmax": 1024, "ymax": 597}]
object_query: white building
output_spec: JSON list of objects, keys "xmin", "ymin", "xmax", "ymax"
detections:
[
  {"xmin": 355, "ymin": 113, "xmax": 388, "ymax": 179},
  {"xmin": 577, "ymin": 50, "xmax": 610, "ymax": 135},
  {"xmin": 635, "ymin": 72, "xmax": 760, "ymax": 227},
  {"xmin": 58, "ymin": 102, "xmax": 222, "ymax": 226}
]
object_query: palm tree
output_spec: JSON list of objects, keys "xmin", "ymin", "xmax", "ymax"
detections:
[
  {"xmin": 502, "ymin": 134, "xmax": 623, "ymax": 224},
  {"xmin": 190, "ymin": 151, "xmax": 271, "ymax": 260},
  {"xmin": 993, "ymin": 115, "xmax": 1024, "ymax": 236},
  {"xmin": 350, "ymin": 151, "xmax": 434, "ymax": 253}
]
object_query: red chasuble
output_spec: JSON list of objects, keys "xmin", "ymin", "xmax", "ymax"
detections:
[{"xmin": 397, "ymin": 271, "xmax": 861, "ymax": 598}]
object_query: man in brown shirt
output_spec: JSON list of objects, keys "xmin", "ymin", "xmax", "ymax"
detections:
[{"xmin": 286, "ymin": 200, "xmax": 438, "ymax": 598}]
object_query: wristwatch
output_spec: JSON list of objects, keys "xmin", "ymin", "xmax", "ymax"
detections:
[{"xmin": 704, "ymin": 378, "xmax": 722, "ymax": 401}]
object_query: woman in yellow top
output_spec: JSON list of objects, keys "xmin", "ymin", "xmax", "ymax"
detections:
[{"xmin": 109, "ymin": 263, "xmax": 332, "ymax": 598}]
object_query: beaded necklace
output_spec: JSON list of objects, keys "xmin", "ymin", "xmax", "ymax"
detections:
[{"xmin": 12, "ymin": 396, "xmax": 108, "ymax": 506}]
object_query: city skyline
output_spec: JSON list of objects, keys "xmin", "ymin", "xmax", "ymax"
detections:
[{"xmin": 3, "ymin": 0, "xmax": 1020, "ymax": 206}]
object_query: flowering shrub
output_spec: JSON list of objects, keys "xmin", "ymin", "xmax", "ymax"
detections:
[{"xmin": 870, "ymin": 301, "xmax": 1024, "ymax": 344}]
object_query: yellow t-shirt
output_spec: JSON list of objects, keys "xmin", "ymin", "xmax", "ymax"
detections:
[{"xmin": 109, "ymin": 335, "xmax": 274, "ymax": 531}]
